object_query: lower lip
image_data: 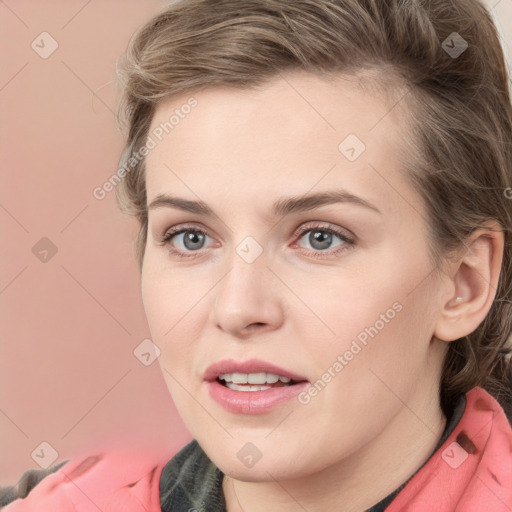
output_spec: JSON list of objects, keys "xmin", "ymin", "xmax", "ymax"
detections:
[{"xmin": 206, "ymin": 380, "xmax": 310, "ymax": 414}]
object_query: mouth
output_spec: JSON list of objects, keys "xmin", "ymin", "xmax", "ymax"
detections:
[
  {"xmin": 204, "ymin": 359, "xmax": 310, "ymax": 414},
  {"xmin": 217, "ymin": 372, "xmax": 302, "ymax": 392}
]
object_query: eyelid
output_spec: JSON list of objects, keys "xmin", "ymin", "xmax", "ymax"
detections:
[
  {"xmin": 158, "ymin": 224, "xmax": 213, "ymax": 247},
  {"xmin": 291, "ymin": 221, "xmax": 355, "ymax": 244}
]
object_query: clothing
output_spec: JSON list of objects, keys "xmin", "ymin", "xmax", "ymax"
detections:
[{"xmin": 2, "ymin": 386, "xmax": 511, "ymax": 511}]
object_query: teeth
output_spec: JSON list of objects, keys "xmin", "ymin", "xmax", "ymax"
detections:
[
  {"xmin": 232, "ymin": 372, "xmax": 248, "ymax": 384},
  {"xmin": 248, "ymin": 372, "xmax": 266, "ymax": 384},
  {"xmin": 219, "ymin": 372, "xmax": 293, "ymax": 384}
]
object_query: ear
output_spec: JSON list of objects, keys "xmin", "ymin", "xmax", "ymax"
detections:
[{"xmin": 434, "ymin": 221, "xmax": 504, "ymax": 342}]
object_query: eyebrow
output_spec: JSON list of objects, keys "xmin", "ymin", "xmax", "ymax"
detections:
[{"xmin": 147, "ymin": 189, "xmax": 381, "ymax": 217}]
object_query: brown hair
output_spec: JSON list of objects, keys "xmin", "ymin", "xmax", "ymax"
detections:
[{"xmin": 115, "ymin": 0, "xmax": 512, "ymax": 420}]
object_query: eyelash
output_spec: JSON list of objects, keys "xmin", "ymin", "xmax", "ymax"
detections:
[{"xmin": 158, "ymin": 222, "xmax": 355, "ymax": 260}]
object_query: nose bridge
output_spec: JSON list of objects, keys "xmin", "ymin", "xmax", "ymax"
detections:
[
  {"xmin": 216, "ymin": 243, "xmax": 269, "ymax": 309},
  {"xmin": 209, "ymin": 239, "xmax": 283, "ymax": 335}
]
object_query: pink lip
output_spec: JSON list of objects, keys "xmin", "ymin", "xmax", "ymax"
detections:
[
  {"xmin": 204, "ymin": 358, "xmax": 310, "ymax": 415},
  {"xmin": 203, "ymin": 358, "xmax": 308, "ymax": 383}
]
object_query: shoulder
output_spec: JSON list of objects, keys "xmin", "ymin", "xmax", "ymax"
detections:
[
  {"xmin": 1, "ymin": 444, "xmax": 172, "ymax": 512},
  {"xmin": 387, "ymin": 386, "xmax": 512, "ymax": 511},
  {"xmin": 0, "ymin": 459, "xmax": 69, "ymax": 508}
]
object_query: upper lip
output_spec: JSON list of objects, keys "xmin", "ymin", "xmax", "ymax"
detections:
[{"xmin": 204, "ymin": 359, "xmax": 308, "ymax": 383}]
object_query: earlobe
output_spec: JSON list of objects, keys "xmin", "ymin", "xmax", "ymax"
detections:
[{"xmin": 434, "ymin": 221, "xmax": 504, "ymax": 343}]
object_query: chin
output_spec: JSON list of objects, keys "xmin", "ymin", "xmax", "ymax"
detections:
[
  {"xmin": 219, "ymin": 460, "xmax": 303, "ymax": 482},
  {"xmin": 204, "ymin": 442, "xmax": 310, "ymax": 481}
]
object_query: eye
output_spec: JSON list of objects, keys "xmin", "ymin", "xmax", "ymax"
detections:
[
  {"xmin": 158, "ymin": 222, "xmax": 355, "ymax": 260},
  {"xmin": 158, "ymin": 225, "xmax": 215, "ymax": 258},
  {"xmin": 292, "ymin": 223, "xmax": 355, "ymax": 258}
]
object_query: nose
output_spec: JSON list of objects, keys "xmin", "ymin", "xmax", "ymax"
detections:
[{"xmin": 208, "ymin": 252, "xmax": 284, "ymax": 339}]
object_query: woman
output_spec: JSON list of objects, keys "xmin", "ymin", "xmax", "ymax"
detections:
[{"xmin": 2, "ymin": 0, "xmax": 511, "ymax": 510}]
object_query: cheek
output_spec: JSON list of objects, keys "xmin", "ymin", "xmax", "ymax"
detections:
[
  {"xmin": 142, "ymin": 271, "xmax": 207, "ymax": 421},
  {"xmin": 297, "ymin": 263, "xmax": 408, "ymax": 345},
  {"xmin": 141, "ymin": 264, "xmax": 204, "ymax": 374},
  {"xmin": 141, "ymin": 252, "xmax": 208, "ymax": 337},
  {"xmin": 299, "ymin": 254, "xmax": 437, "ymax": 384},
  {"xmin": 318, "ymin": 296, "xmax": 435, "ymax": 452}
]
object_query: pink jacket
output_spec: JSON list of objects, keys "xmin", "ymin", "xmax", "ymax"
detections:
[{"xmin": 3, "ymin": 387, "xmax": 512, "ymax": 511}]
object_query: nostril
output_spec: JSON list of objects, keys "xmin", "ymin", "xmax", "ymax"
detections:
[{"xmin": 248, "ymin": 322, "xmax": 266, "ymax": 330}]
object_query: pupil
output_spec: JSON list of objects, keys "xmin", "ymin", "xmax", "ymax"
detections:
[
  {"xmin": 310, "ymin": 230, "xmax": 331, "ymax": 250},
  {"xmin": 184, "ymin": 231, "xmax": 205, "ymax": 250}
]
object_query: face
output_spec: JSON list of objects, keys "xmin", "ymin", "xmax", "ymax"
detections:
[{"xmin": 141, "ymin": 71, "xmax": 447, "ymax": 482}]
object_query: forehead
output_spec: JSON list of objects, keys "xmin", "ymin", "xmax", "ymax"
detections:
[{"xmin": 144, "ymin": 71, "xmax": 414, "ymax": 215}]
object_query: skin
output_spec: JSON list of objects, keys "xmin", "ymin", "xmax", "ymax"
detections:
[{"xmin": 141, "ymin": 71, "xmax": 503, "ymax": 511}]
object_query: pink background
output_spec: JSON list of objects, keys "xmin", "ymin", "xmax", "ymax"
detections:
[
  {"xmin": 1, "ymin": 0, "xmax": 510, "ymax": 485},
  {"xmin": 0, "ymin": 0, "xmax": 191, "ymax": 484}
]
